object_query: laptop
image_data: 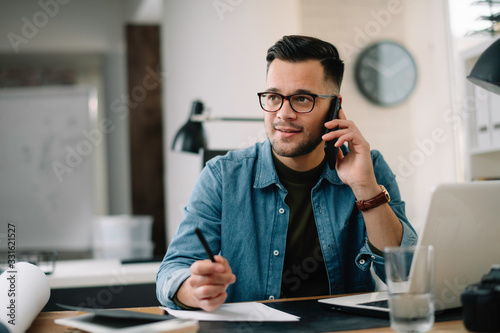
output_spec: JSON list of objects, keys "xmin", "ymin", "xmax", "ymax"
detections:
[{"xmin": 319, "ymin": 181, "xmax": 500, "ymax": 317}]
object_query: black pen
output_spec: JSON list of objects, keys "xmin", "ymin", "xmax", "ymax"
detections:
[{"xmin": 195, "ymin": 227, "xmax": 216, "ymax": 262}]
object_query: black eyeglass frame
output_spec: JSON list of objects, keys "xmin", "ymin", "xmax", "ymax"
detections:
[{"xmin": 257, "ymin": 92, "xmax": 337, "ymax": 113}]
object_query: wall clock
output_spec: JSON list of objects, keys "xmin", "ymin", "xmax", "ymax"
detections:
[{"xmin": 354, "ymin": 41, "xmax": 417, "ymax": 107}]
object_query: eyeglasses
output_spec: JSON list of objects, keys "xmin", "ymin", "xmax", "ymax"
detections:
[{"xmin": 257, "ymin": 92, "xmax": 336, "ymax": 113}]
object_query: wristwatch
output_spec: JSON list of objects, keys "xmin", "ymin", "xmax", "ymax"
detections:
[{"xmin": 356, "ymin": 185, "xmax": 390, "ymax": 212}]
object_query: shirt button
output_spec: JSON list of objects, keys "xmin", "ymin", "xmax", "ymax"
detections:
[
  {"xmin": 371, "ymin": 255, "xmax": 376, "ymax": 260},
  {"xmin": 269, "ymin": 295, "xmax": 275, "ymax": 300},
  {"xmin": 359, "ymin": 259, "xmax": 366, "ymax": 265},
  {"xmin": 279, "ymin": 208, "xmax": 285, "ymax": 214},
  {"xmin": 273, "ymin": 250, "xmax": 279, "ymax": 256}
]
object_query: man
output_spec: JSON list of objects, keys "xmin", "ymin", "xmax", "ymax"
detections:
[{"xmin": 157, "ymin": 35, "xmax": 417, "ymax": 311}]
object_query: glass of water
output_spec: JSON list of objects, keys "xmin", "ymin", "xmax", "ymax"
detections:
[{"xmin": 384, "ymin": 246, "xmax": 435, "ymax": 333}]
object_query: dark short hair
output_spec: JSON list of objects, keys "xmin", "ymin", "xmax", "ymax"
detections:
[{"xmin": 266, "ymin": 35, "xmax": 344, "ymax": 91}]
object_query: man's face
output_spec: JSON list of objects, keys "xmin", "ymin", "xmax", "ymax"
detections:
[{"xmin": 264, "ymin": 59, "xmax": 336, "ymax": 159}]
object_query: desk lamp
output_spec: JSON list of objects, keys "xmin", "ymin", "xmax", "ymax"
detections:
[
  {"xmin": 467, "ymin": 38, "xmax": 500, "ymax": 95},
  {"xmin": 171, "ymin": 100, "xmax": 207, "ymax": 153},
  {"xmin": 171, "ymin": 100, "xmax": 262, "ymax": 154}
]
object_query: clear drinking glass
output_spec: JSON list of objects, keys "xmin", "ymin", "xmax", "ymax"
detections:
[{"xmin": 384, "ymin": 246, "xmax": 435, "ymax": 333}]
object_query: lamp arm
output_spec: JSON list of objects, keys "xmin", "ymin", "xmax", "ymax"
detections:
[{"xmin": 190, "ymin": 115, "xmax": 263, "ymax": 122}]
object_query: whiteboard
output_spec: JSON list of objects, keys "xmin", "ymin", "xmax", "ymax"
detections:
[{"xmin": 0, "ymin": 86, "xmax": 96, "ymax": 250}]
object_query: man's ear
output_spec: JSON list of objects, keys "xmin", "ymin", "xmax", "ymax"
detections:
[{"xmin": 338, "ymin": 94, "xmax": 343, "ymax": 105}]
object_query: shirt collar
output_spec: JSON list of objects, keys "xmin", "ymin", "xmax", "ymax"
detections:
[{"xmin": 254, "ymin": 140, "xmax": 345, "ymax": 188}]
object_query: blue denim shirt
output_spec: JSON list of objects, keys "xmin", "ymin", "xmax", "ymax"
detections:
[{"xmin": 157, "ymin": 140, "xmax": 417, "ymax": 309}]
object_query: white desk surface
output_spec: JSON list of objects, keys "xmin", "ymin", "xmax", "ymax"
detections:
[{"xmin": 48, "ymin": 259, "xmax": 161, "ymax": 289}]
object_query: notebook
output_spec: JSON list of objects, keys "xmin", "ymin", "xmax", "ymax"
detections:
[{"xmin": 319, "ymin": 181, "xmax": 500, "ymax": 317}]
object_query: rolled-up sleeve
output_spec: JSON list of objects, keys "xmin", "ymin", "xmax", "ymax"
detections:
[
  {"xmin": 156, "ymin": 163, "xmax": 223, "ymax": 309},
  {"xmin": 156, "ymin": 265, "xmax": 191, "ymax": 309}
]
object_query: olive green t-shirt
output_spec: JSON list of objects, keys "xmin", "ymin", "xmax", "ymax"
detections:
[{"xmin": 273, "ymin": 154, "xmax": 330, "ymax": 298}]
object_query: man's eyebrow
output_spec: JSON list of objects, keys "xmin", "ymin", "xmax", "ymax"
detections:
[
  {"xmin": 264, "ymin": 88, "xmax": 315, "ymax": 94},
  {"xmin": 295, "ymin": 89, "xmax": 314, "ymax": 94}
]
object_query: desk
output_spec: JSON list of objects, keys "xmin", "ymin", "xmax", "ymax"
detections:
[{"xmin": 27, "ymin": 296, "xmax": 470, "ymax": 333}]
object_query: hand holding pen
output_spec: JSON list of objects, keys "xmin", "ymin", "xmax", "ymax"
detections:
[{"xmin": 174, "ymin": 228, "xmax": 236, "ymax": 312}]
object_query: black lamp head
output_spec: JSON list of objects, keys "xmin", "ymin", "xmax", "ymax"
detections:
[
  {"xmin": 171, "ymin": 100, "xmax": 207, "ymax": 153},
  {"xmin": 467, "ymin": 38, "xmax": 500, "ymax": 95},
  {"xmin": 190, "ymin": 100, "xmax": 204, "ymax": 117}
]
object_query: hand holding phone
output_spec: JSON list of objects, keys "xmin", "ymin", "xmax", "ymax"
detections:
[{"xmin": 324, "ymin": 97, "xmax": 341, "ymax": 170}]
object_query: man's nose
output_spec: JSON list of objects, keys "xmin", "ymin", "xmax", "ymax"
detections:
[{"xmin": 277, "ymin": 98, "xmax": 297, "ymax": 120}]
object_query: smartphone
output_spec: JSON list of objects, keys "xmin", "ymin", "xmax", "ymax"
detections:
[{"xmin": 324, "ymin": 96, "xmax": 341, "ymax": 170}]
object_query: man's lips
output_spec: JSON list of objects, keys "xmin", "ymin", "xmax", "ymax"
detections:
[
  {"xmin": 274, "ymin": 122, "xmax": 302, "ymax": 132},
  {"xmin": 274, "ymin": 124, "xmax": 302, "ymax": 138},
  {"xmin": 275, "ymin": 127, "xmax": 300, "ymax": 133}
]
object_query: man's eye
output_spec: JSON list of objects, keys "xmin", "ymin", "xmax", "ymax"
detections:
[
  {"xmin": 294, "ymin": 95, "xmax": 313, "ymax": 103},
  {"xmin": 266, "ymin": 94, "xmax": 281, "ymax": 103}
]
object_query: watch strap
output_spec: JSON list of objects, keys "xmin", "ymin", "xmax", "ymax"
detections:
[{"xmin": 356, "ymin": 185, "xmax": 390, "ymax": 212}]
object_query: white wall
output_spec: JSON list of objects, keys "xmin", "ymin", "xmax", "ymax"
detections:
[{"xmin": 403, "ymin": 0, "xmax": 457, "ymax": 229}]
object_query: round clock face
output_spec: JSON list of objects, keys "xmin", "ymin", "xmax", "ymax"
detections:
[{"xmin": 355, "ymin": 41, "xmax": 417, "ymax": 107}]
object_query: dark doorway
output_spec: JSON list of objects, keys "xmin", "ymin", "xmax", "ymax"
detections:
[{"xmin": 126, "ymin": 25, "xmax": 166, "ymax": 257}]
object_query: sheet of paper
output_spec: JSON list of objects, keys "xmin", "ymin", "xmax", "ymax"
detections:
[
  {"xmin": 0, "ymin": 263, "xmax": 50, "ymax": 333},
  {"xmin": 161, "ymin": 302, "xmax": 300, "ymax": 322}
]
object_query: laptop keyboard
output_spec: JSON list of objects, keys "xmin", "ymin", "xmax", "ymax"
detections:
[{"xmin": 359, "ymin": 300, "xmax": 389, "ymax": 308}]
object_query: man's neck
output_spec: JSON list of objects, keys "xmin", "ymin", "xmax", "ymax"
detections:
[{"xmin": 272, "ymin": 144, "xmax": 326, "ymax": 172}]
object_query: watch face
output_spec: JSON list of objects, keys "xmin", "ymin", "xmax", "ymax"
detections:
[{"xmin": 355, "ymin": 41, "xmax": 417, "ymax": 107}]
